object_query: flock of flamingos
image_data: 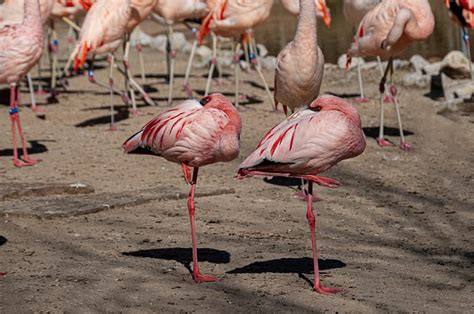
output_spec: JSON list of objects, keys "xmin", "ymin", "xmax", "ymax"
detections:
[{"xmin": 0, "ymin": 0, "xmax": 471, "ymax": 295}]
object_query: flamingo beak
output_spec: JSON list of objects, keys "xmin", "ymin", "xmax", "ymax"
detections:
[{"xmin": 316, "ymin": 0, "xmax": 331, "ymax": 28}]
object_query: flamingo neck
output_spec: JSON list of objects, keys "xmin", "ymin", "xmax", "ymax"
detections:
[
  {"xmin": 294, "ymin": 0, "xmax": 318, "ymax": 47},
  {"xmin": 23, "ymin": 0, "xmax": 42, "ymax": 29}
]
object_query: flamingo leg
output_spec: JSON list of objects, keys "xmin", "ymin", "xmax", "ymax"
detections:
[
  {"xmin": 462, "ymin": 27, "xmax": 473, "ymax": 80},
  {"xmin": 377, "ymin": 57, "xmax": 394, "ymax": 148},
  {"xmin": 187, "ymin": 167, "xmax": 218, "ymax": 283},
  {"xmin": 205, "ymin": 34, "xmax": 218, "ymax": 96},
  {"xmin": 108, "ymin": 54, "xmax": 117, "ymax": 131},
  {"xmin": 181, "ymin": 163, "xmax": 192, "ymax": 184},
  {"xmin": 9, "ymin": 84, "xmax": 39, "ymax": 168},
  {"xmin": 306, "ymin": 181, "xmax": 341, "ymax": 294},
  {"xmin": 355, "ymin": 59, "xmax": 368, "ymax": 103},
  {"xmin": 136, "ymin": 40, "xmax": 146, "ymax": 83},
  {"xmin": 388, "ymin": 61, "xmax": 410, "ymax": 150},
  {"xmin": 49, "ymin": 21, "xmax": 59, "ymax": 98},
  {"xmin": 123, "ymin": 39, "xmax": 139, "ymax": 116},
  {"xmin": 27, "ymin": 73, "xmax": 46, "ymax": 116},
  {"xmin": 167, "ymin": 26, "xmax": 176, "ymax": 106},
  {"xmin": 183, "ymin": 30, "xmax": 198, "ymax": 97},
  {"xmin": 233, "ymin": 41, "xmax": 242, "ymax": 108}
]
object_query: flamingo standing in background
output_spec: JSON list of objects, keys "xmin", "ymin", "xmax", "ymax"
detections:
[
  {"xmin": 237, "ymin": 95, "xmax": 366, "ymax": 294},
  {"xmin": 152, "ymin": 0, "xmax": 209, "ymax": 105},
  {"xmin": 0, "ymin": 0, "xmax": 43, "ymax": 167},
  {"xmin": 198, "ymin": 0, "xmax": 274, "ymax": 108},
  {"xmin": 71, "ymin": 0, "xmax": 157, "ymax": 129},
  {"xmin": 280, "ymin": 0, "xmax": 331, "ymax": 27},
  {"xmin": 274, "ymin": 0, "xmax": 329, "ymax": 116},
  {"xmin": 343, "ymin": 0, "xmax": 380, "ymax": 103},
  {"xmin": 122, "ymin": 93, "xmax": 242, "ymax": 282},
  {"xmin": 347, "ymin": 0, "xmax": 434, "ymax": 150}
]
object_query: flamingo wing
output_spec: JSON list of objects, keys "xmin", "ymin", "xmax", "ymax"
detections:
[{"xmin": 239, "ymin": 109, "xmax": 351, "ymax": 175}]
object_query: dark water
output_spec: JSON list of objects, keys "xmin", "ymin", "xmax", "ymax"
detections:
[{"xmin": 255, "ymin": 0, "xmax": 471, "ymax": 63}]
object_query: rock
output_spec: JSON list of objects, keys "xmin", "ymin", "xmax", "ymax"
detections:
[
  {"xmin": 337, "ymin": 54, "xmax": 364, "ymax": 70},
  {"xmin": 423, "ymin": 62, "xmax": 441, "ymax": 76},
  {"xmin": 402, "ymin": 72, "xmax": 431, "ymax": 88},
  {"xmin": 410, "ymin": 54, "xmax": 430, "ymax": 73},
  {"xmin": 361, "ymin": 61, "xmax": 379, "ymax": 70},
  {"xmin": 149, "ymin": 34, "xmax": 167, "ymax": 52},
  {"xmin": 440, "ymin": 51, "xmax": 472, "ymax": 79},
  {"xmin": 393, "ymin": 59, "xmax": 411, "ymax": 70},
  {"xmin": 261, "ymin": 56, "xmax": 277, "ymax": 70},
  {"xmin": 442, "ymin": 73, "xmax": 474, "ymax": 101},
  {"xmin": 324, "ymin": 63, "xmax": 338, "ymax": 71},
  {"xmin": 257, "ymin": 44, "xmax": 268, "ymax": 58}
]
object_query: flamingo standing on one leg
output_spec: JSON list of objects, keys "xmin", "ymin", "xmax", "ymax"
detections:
[
  {"xmin": 0, "ymin": 0, "xmax": 43, "ymax": 167},
  {"xmin": 122, "ymin": 93, "xmax": 241, "ymax": 282},
  {"xmin": 152, "ymin": 0, "xmax": 209, "ymax": 105},
  {"xmin": 237, "ymin": 95, "xmax": 366, "ymax": 294},
  {"xmin": 274, "ymin": 0, "xmax": 330, "ymax": 116},
  {"xmin": 198, "ymin": 0, "xmax": 274, "ymax": 108},
  {"xmin": 343, "ymin": 0, "xmax": 380, "ymax": 103},
  {"xmin": 347, "ymin": 0, "xmax": 434, "ymax": 150},
  {"xmin": 72, "ymin": 0, "xmax": 157, "ymax": 129}
]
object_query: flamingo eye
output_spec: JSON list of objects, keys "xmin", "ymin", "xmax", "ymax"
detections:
[
  {"xmin": 313, "ymin": 106, "xmax": 322, "ymax": 112},
  {"xmin": 199, "ymin": 96, "xmax": 211, "ymax": 106}
]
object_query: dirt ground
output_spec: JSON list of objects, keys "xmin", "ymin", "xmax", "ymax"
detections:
[{"xmin": 0, "ymin": 34, "xmax": 473, "ymax": 312}]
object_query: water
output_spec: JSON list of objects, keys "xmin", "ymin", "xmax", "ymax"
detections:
[{"xmin": 255, "ymin": 0, "xmax": 470, "ymax": 63}]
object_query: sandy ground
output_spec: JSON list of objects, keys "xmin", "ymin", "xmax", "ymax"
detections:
[{"xmin": 0, "ymin": 39, "xmax": 473, "ymax": 312}]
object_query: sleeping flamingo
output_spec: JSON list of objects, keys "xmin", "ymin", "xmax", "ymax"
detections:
[
  {"xmin": 343, "ymin": 0, "xmax": 380, "ymax": 103},
  {"xmin": 347, "ymin": 0, "xmax": 434, "ymax": 150},
  {"xmin": 0, "ymin": 0, "xmax": 43, "ymax": 167},
  {"xmin": 274, "ymin": 0, "xmax": 328, "ymax": 115},
  {"xmin": 122, "ymin": 93, "xmax": 242, "ymax": 282},
  {"xmin": 237, "ymin": 95, "xmax": 366, "ymax": 294}
]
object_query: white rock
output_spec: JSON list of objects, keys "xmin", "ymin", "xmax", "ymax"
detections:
[
  {"xmin": 149, "ymin": 35, "xmax": 167, "ymax": 52},
  {"xmin": 402, "ymin": 72, "xmax": 431, "ymax": 88},
  {"xmin": 257, "ymin": 44, "xmax": 268, "ymax": 58},
  {"xmin": 440, "ymin": 50, "xmax": 472, "ymax": 79},
  {"xmin": 337, "ymin": 54, "xmax": 364, "ymax": 70},
  {"xmin": 361, "ymin": 61, "xmax": 379, "ymax": 70},
  {"xmin": 393, "ymin": 59, "xmax": 411, "ymax": 70},
  {"xmin": 261, "ymin": 56, "xmax": 277, "ymax": 70},
  {"xmin": 423, "ymin": 62, "xmax": 441, "ymax": 76},
  {"xmin": 410, "ymin": 54, "xmax": 430, "ymax": 73}
]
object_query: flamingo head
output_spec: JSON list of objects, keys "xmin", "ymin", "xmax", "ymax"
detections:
[
  {"xmin": 309, "ymin": 95, "xmax": 362, "ymax": 127},
  {"xmin": 316, "ymin": 0, "xmax": 331, "ymax": 28}
]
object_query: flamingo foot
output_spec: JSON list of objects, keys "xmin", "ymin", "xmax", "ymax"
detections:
[
  {"xmin": 354, "ymin": 97, "xmax": 369, "ymax": 104},
  {"xmin": 293, "ymin": 190, "xmax": 322, "ymax": 202},
  {"xmin": 59, "ymin": 78, "xmax": 69, "ymax": 90},
  {"xmin": 143, "ymin": 94, "xmax": 156, "ymax": 106},
  {"xmin": 377, "ymin": 137, "xmax": 393, "ymax": 147},
  {"xmin": 384, "ymin": 95, "xmax": 394, "ymax": 103},
  {"xmin": 35, "ymin": 88, "xmax": 48, "ymax": 96},
  {"xmin": 239, "ymin": 94, "xmax": 249, "ymax": 102},
  {"xmin": 121, "ymin": 94, "xmax": 130, "ymax": 105},
  {"xmin": 32, "ymin": 106, "xmax": 47, "ymax": 116},
  {"xmin": 399, "ymin": 141, "xmax": 412, "ymax": 151},
  {"xmin": 304, "ymin": 175, "xmax": 341, "ymax": 188},
  {"xmin": 109, "ymin": 125, "xmax": 118, "ymax": 131},
  {"xmin": 314, "ymin": 284, "xmax": 342, "ymax": 295},
  {"xmin": 131, "ymin": 109, "xmax": 142, "ymax": 117},
  {"xmin": 13, "ymin": 157, "xmax": 40, "ymax": 168},
  {"xmin": 192, "ymin": 272, "xmax": 218, "ymax": 283},
  {"xmin": 0, "ymin": 272, "xmax": 6, "ymax": 277}
]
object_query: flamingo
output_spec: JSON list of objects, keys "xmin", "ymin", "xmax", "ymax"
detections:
[
  {"xmin": 274, "ymin": 0, "xmax": 328, "ymax": 116},
  {"xmin": 122, "ymin": 93, "xmax": 242, "ymax": 282},
  {"xmin": 347, "ymin": 0, "xmax": 434, "ymax": 150},
  {"xmin": 71, "ymin": 0, "xmax": 157, "ymax": 129},
  {"xmin": 0, "ymin": 0, "xmax": 43, "ymax": 167},
  {"xmin": 445, "ymin": 0, "xmax": 474, "ymax": 78},
  {"xmin": 237, "ymin": 95, "xmax": 366, "ymax": 294},
  {"xmin": 280, "ymin": 0, "xmax": 331, "ymax": 27},
  {"xmin": 343, "ymin": 0, "xmax": 380, "ymax": 103},
  {"xmin": 152, "ymin": 0, "xmax": 209, "ymax": 105},
  {"xmin": 197, "ymin": 0, "xmax": 274, "ymax": 108}
]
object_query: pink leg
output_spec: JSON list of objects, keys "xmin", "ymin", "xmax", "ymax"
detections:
[
  {"xmin": 9, "ymin": 84, "xmax": 39, "ymax": 168},
  {"xmin": 181, "ymin": 163, "xmax": 192, "ymax": 184},
  {"xmin": 306, "ymin": 182, "xmax": 341, "ymax": 295},
  {"xmin": 302, "ymin": 175, "xmax": 341, "ymax": 188},
  {"xmin": 187, "ymin": 168, "xmax": 218, "ymax": 283}
]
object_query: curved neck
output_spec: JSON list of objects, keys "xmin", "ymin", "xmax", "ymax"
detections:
[{"xmin": 294, "ymin": 0, "xmax": 317, "ymax": 46}]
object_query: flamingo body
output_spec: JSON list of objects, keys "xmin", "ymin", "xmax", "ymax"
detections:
[
  {"xmin": 153, "ymin": 0, "xmax": 208, "ymax": 24},
  {"xmin": 343, "ymin": 0, "xmax": 380, "ymax": 26}
]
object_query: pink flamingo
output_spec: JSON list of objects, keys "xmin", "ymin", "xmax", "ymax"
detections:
[
  {"xmin": 198, "ymin": 0, "xmax": 274, "ymax": 108},
  {"xmin": 343, "ymin": 0, "xmax": 380, "ymax": 103},
  {"xmin": 71, "ymin": 0, "xmax": 157, "ymax": 129},
  {"xmin": 152, "ymin": 0, "xmax": 209, "ymax": 105},
  {"xmin": 0, "ymin": 0, "xmax": 43, "ymax": 167},
  {"xmin": 274, "ymin": 0, "xmax": 329, "ymax": 115},
  {"xmin": 347, "ymin": 0, "xmax": 434, "ymax": 150},
  {"xmin": 280, "ymin": 0, "xmax": 331, "ymax": 27},
  {"xmin": 237, "ymin": 95, "xmax": 366, "ymax": 294},
  {"xmin": 123, "ymin": 93, "xmax": 242, "ymax": 282}
]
